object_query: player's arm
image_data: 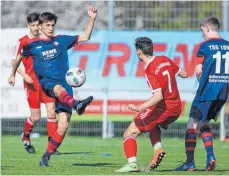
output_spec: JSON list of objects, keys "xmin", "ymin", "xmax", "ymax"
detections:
[
  {"xmin": 196, "ymin": 64, "xmax": 203, "ymax": 82},
  {"xmin": 195, "ymin": 55, "xmax": 204, "ymax": 82},
  {"xmin": 195, "ymin": 43, "xmax": 205, "ymax": 81},
  {"xmin": 11, "ymin": 41, "xmax": 33, "ymax": 84},
  {"xmin": 129, "ymin": 73, "xmax": 163, "ymax": 112},
  {"xmin": 129, "ymin": 90, "xmax": 163, "ymax": 112},
  {"xmin": 8, "ymin": 54, "xmax": 23, "ymax": 86},
  {"xmin": 170, "ymin": 59, "xmax": 188, "ymax": 78},
  {"xmin": 78, "ymin": 4, "xmax": 97, "ymax": 42},
  {"xmin": 12, "ymin": 60, "xmax": 33, "ymax": 84},
  {"xmin": 178, "ymin": 69, "xmax": 188, "ymax": 78},
  {"xmin": 140, "ymin": 90, "xmax": 163, "ymax": 111}
]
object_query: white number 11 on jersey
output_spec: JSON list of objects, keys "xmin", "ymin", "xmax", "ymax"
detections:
[{"xmin": 213, "ymin": 51, "xmax": 229, "ymax": 74}]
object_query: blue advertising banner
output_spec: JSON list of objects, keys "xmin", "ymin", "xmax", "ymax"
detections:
[{"xmin": 59, "ymin": 30, "xmax": 228, "ymax": 101}]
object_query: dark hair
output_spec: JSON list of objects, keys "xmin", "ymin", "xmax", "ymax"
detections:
[
  {"xmin": 39, "ymin": 12, "xmax": 58, "ymax": 24},
  {"xmin": 201, "ymin": 17, "xmax": 220, "ymax": 31},
  {"xmin": 134, "ymin": 37, "xmax": 153, "ymax": 56},
  {"xmin": 27, "ymin": 12, "xmax": 39, "ymax": 23}
]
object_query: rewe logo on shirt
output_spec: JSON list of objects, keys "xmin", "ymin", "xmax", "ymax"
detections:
[{"xmin": 42, "ymin": 49, "xmax": 57, "ymax": 58}]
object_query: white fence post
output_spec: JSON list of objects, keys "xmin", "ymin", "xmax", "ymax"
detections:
[
  {"xmin": 102, "ymin": 88, "xmax": 108, "ymax": 139},
  {"xmin": 220, "ymin": 106, "xmax": 225, "ymax": 141}
]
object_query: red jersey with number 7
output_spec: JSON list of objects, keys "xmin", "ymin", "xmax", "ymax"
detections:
[{"xmin": 144, "ymin": 55, "xmax": 181, "ymax": 109}]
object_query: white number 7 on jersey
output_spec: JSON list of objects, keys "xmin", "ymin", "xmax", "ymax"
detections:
[{"xmin": 162, "ymin": 70, "xmax": 172, "ymax": 93}]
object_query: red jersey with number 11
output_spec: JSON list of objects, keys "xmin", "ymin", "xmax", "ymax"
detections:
[{"xmin": 144, "ymin": 55, "xmax": 181, "ymax": 109}]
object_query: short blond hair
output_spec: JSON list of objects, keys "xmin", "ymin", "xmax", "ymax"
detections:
[{"xmin": 200, "ymin": 17, "xmax": 220, "ymax": 31}]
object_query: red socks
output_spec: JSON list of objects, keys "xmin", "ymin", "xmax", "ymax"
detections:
[
  {"xmin": 47, "ymin": 118, "xmax": 57, "ymax": 141},
  {"xmin": 123, "ymin": 137, "xmax": 137, "ymax": 163},
  {"xmin": 23, "ymin": 117, "xmax": 35, "ymax": 141},
  {"xmin": 57, "ymin": 91, "xmax": 77, "ymax": 108}
]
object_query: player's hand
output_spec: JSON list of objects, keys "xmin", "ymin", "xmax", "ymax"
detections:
[
  {"xmin": 88, "ymin": 3, "xmax": 97, "ymax": 19},
  {"xmin": 24, "ymin": 74, "xmax": 34, "ymax": 84},
  {"xmin": 8, "ymin": 75, "xmax": 15, "ymax": 86},
  {"xmin": 128, "ymin": 104, "xmax": 140, "ymax": 112}
]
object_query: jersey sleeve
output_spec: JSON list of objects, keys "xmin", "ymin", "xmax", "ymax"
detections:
[
  {"xmin": 170, "ymin": 60, "xmax": 181, "ymax": 75},
  {"xmin": 21, "ymin": 45, "xmax": 31, "ymax": 58},
  {"xmin": 12, "ymin": 40, "xmax": 24, "ymax": 60},
  {"xmin": 61, "ymin": 35, "xmax": 79, "ymax": 50},
  {"xmin": 196, "ymin": 43, "xmax": 205, "ymax": 65},
  {"xmin": 145, "ymin": 73, "xmax": 162, "ymax": 93}
]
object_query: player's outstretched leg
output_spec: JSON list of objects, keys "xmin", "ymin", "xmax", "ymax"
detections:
[
  {"xmin": 148, "ymin": 126, "xmax": 166, "ymax": 171},
  {"xmin": 74, "ymin": 96, "xmax": 94, "ymax": 115},
  {"xmin": 200, "ymin": 125, "xmax": 216, "ymax": 171},
  {"xmin": 115, "ymin": 122, "xmax": 141, "ymax": 173},
  {"xmin": 175, "ymin": 128, "xmax": 197, "ymax": 171},
  {"xmin": 21, "ymin": 116, "xmax": 37, "ymax": 154},
  {"xmin": 57, "ymin": 90, "xmax": 93, "ymax": 115}
]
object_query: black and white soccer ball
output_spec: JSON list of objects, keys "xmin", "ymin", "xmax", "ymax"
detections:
[{"xmin": 65, "ymin": 68, "xmax": 86, "ymax": 87}]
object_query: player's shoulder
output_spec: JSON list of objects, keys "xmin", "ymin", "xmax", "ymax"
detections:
[
  {"xmin": 146, "ymin": 55, "xmax": 171, "ymax": 72},
  {"xmin": 20, "ymin": 37, "xmax": 42, "ymax": 50},
  {"xmin": 200, "ymin": 38, "xmax": 228, "ymax": 47},
  {"xmin": 18, "ymin": 35, "xmax": 30, "ymax": 45},
  {"xmin": 154, "ymin": 55, "xmax": 172, "ymax": 63}
]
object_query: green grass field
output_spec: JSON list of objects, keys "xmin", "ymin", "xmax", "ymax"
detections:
[
  {"xmin": 2, "ymin": 136, "xmax": 229, "ymax": 175},
  {"xmin": 70, "ymin": 103, "xmax": 193, "ymax": 122},
  {"xmin": 70, "ymin": 102, "xmax": 221, "ymax": 123}
]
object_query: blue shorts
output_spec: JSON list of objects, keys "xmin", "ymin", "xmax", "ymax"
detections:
[
  {"xmin": 39, "ymin": 77, "xmax": 73, "ymax": 114},
  {"xmin": 189, "ymin": 98, "xmax": 226, "ymax": 121}
]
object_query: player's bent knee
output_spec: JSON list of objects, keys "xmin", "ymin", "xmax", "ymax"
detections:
[
  {"xmin": 30, "ymin": 115, "xmax": 41, "ymax": 122},
  {"xmin": 47, "ymin": 113, "xmax": 56, "ymax": 120},
  {"xmin": 123, "ymin": 128, "xmax": 140, "ymax": 139},
  {"xmin": 187, "ymin": 117, "xmax": 198, "ymax": 129},
  {"xmin": 53, "ymin": 85, "xmax": 66, "ymax": 97}
]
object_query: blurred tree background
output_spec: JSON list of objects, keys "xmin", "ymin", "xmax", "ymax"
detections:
[{"xmin": 1, "ymin": 1, "xmax": 226, "ymax": 30}]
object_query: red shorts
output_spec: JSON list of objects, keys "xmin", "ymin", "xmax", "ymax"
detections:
[
  {"xmin": 134, "ymin": 102, "xmax": 181, "ymax": 132},
  {"xmin": 24, "ymin": 84, "xmax": 55, "ymax": 109}
]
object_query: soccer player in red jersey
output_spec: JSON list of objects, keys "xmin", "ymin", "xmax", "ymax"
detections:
[
  {"xmin": 116, "ymin": 37, "xmax": 188, "ymax": 172},
  {"xmin": 12, "ymin": 12, "xmax": 59, "ymax": 154}
]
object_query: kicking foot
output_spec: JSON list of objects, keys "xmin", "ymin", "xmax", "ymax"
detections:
[
  {"xmin": 39, "ymin": 156, "xmax": 49, "ymax": 167},
  {"xmin": 21, "ymin": 133, "xmax": 36, "ymax": 154},
  {"xmin": 115, "ymin": 162, "xmax": 140, "ymax": 172},
  {"xmin": 53, "ymin": 150, "xmax": 60, "ymax": 155},
  {"xmin": 148, "ymin": 148, "xmax": 166, "ymax": 171},
  {"xmin": 206, "ymin": 155, "xmax": 216, "ymax": 171},
  {"xmin": 75, "ymin": 96, "xmax": 93, "ymax": 115},
  {"xmin": 175, "ymin": 162, "xmax": 196, "ymax": 171}
]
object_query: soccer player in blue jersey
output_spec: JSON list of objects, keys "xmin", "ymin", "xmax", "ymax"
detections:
[
  {"xmin": 8, "ymin": 4, "xmax": 97, "ymax": 167},
  {"xmin": 176, "ymin": 17, "xmax": 229, "ymax": 171}
]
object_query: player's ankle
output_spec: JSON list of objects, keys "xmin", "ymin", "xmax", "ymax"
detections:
[{"xmin": 128, "ymin": 156, "xmax": 137, "ymax": 163}]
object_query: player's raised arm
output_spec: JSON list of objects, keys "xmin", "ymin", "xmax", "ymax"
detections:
[
  {"xmin": 78, "ymin": 4, "xmax": 97, "ymax": 42},
  {"xmin": 8, "ymin": 54, "xmax": 23, "ymax": 86}
]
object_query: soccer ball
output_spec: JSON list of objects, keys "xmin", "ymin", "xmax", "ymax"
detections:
[{"xmin": 65, "ymin": 68, "xmax": 86, "ymax": 87}]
